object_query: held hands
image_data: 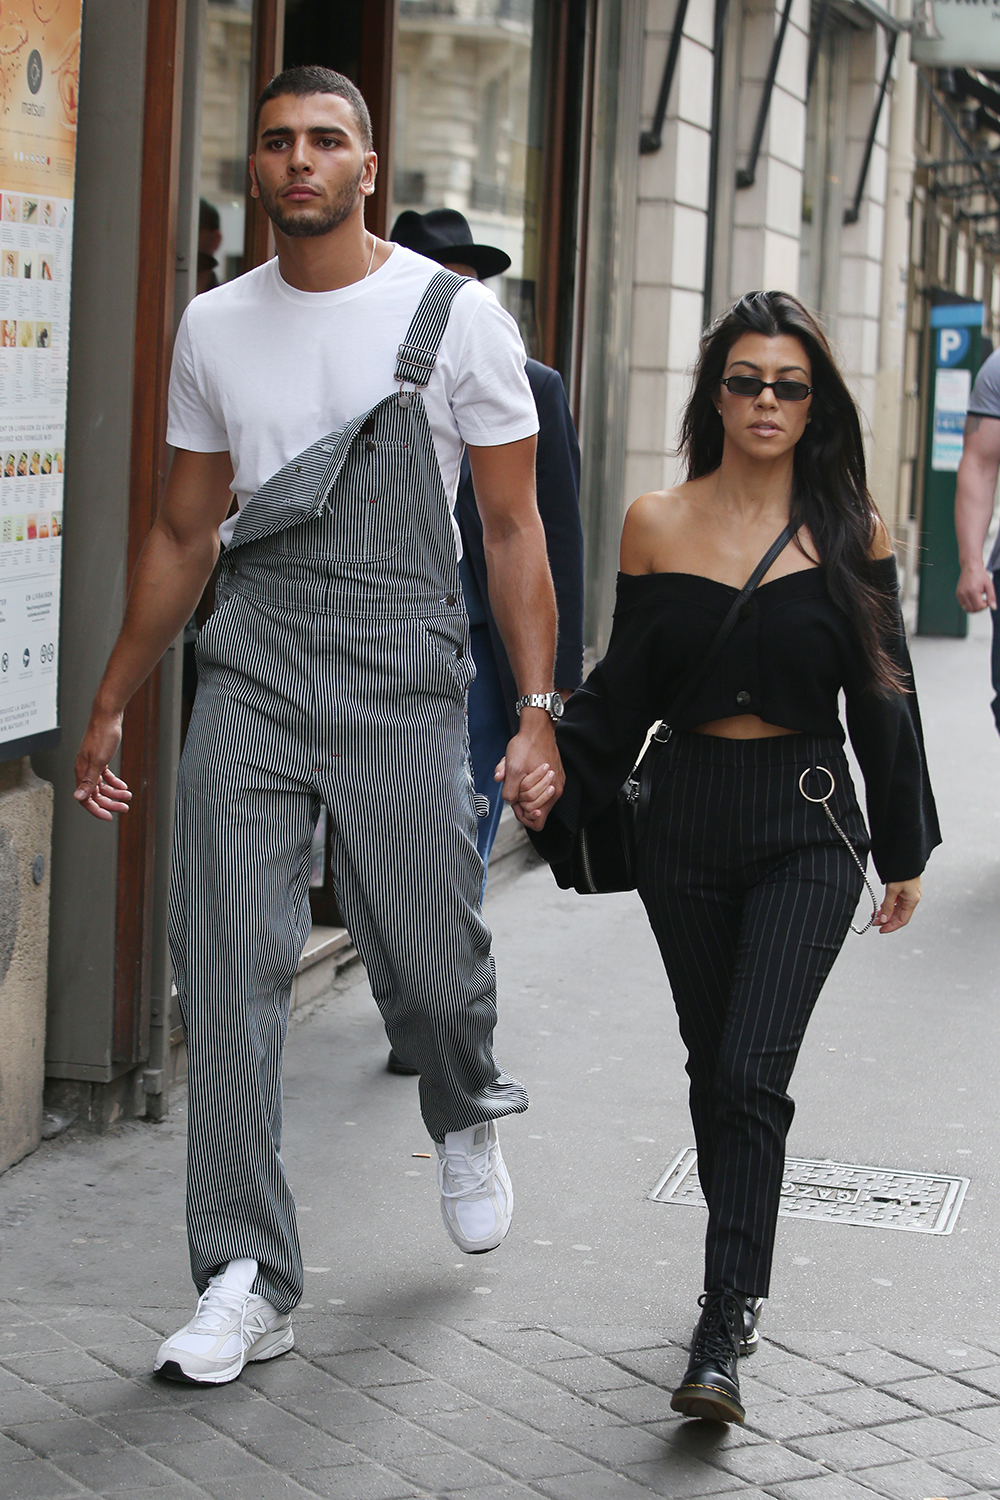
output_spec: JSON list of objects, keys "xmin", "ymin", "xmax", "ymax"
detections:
[
  {"xmin": 873, "ymin": 877, "xmax": 920, "ymax": 934},
  {"xmin": 957, "ymin": 562, "xmax": 996, "ymax": 613},
  {"xmin": 495, "ymin": 709, "xmax": 565, "ymax": 829},
  {"xmin": 73, "ymin": 707, "xmax": 132, "ymax": 821}
]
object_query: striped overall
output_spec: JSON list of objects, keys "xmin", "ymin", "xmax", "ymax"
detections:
[{"xmin": 168, "ymin": 272, "xmax": 529, "ymax": 1313}]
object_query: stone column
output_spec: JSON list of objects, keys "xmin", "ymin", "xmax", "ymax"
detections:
[{"xmin": 0, "ymin": 756, "xmax": 53, "ymax": 1173}]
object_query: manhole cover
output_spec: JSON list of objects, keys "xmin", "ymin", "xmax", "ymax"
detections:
[{"xmin": 649, "ymin": 1149, "xmax": 968, "ymax": 1234}]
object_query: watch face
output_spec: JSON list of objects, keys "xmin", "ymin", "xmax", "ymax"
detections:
[{"xmin": 551, "ymin": 693, "xmax": 564, "ymax": 719}]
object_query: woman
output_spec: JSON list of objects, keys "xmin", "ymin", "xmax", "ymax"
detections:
[{"xmin": 520, "ymin": 291, "xmax": 940, "ymax": 1424}]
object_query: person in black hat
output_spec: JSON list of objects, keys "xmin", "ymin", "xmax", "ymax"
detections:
[
  {"xmin": 389, "ymin": 208, "xmax": 513, "ymax": 281},
  {"xmin": 197, "ymin": 198, "xmax": 223, "ymax": 295},
  {"xmin": 386, "ymin": 207, "xmax": 584, "ymax": 1075}
]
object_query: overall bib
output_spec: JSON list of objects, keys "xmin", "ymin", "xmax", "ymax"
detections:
[{"xmin": 168, "ymin": 271, "xmax": 529, "ymax": 1313}]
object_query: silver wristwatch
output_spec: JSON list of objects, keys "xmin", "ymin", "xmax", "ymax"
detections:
[{"xmin": 515, "ymin": 691, "xmax": 564, "ymax": 722}]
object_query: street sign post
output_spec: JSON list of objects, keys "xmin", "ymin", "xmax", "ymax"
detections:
[{"xmin": 917, "ymin": 300, "xmax": 983, "ymax": 637}]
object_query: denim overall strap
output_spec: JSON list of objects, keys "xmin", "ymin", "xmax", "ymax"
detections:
[{"xmin": 394, "ymin": 269, "xmax": 469, "ymax": 388}]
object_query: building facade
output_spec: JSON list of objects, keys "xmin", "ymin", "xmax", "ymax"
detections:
[{"xmin": 1, "ymin": 0, "xmax": 997, "ymax": 1144}]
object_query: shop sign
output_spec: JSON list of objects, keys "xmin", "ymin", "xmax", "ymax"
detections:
[
  {"xmin": 0, "ymin": 0, "xmax": 80, "ymax": 758},
  {"xmin": 929, "ymin": 303, "xmax": 982, "ymax": 472},
  {"xmin": 917, "ymin": 300, "xmax": 982, "ymax": 636},
  {"xmin": 912, "ymin": 2, "xmax": 1000, "ymax": 68}
]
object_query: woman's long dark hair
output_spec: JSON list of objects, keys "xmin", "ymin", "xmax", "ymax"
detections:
[{"xmin": 678, "ymin": 290, "xmax": 905, "ymax": 695}]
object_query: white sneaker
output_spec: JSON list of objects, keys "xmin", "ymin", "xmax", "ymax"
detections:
[
  {"xmin": 436, "ymin": 1121, "xmax": 513, "ymax": 1254},
  {"xmin": 154, "ymin": 1259, "xmax": 294, "ymax": 1385}
]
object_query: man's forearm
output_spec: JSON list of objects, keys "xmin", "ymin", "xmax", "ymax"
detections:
[
  {"xmin": 483, "ymin": 518, "xmax": 557, "ymax": 701},
  {"xmin": 94, "ymin": 521, "xmax": 219, "ymax": 715},
  {"xmin": 955, "ymin": 455, "xmax": 998, "ymax": 566}
]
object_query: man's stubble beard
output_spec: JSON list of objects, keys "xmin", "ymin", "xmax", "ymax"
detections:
[{"xmin": 257, "ymin": 164, "xmax": 365, "ymax": 239}]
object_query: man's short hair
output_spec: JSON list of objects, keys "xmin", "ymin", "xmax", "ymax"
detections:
[{"xmin": 253, "ymin": 66, "xmax": 373, "ymax": 152}]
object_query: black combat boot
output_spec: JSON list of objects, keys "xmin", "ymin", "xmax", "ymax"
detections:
[
  {"xmin": 741, "ymin": 1295, "xmax": 764, "ymax": 1356},
  {"xmin": 670, "ymin": 1289, "xmax": 745, "ymax": 1423}
]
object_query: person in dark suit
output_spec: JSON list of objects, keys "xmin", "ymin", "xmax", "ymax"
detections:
[{"xmin": 387, "ymin": 208, "xmax": 584, "ymax": 1074}]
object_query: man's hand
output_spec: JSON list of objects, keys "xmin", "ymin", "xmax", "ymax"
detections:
[
  {"xmin": 71, "ymin": 447, "xmax": 233, "ymax": 823},
  {"xmin": 957, "ymin": 561, "xmax": 997, "ymax": 613},
  {"xmin": 873, "ymin": 876, "xmax": 921, "ymax": 934},
  {"xmin": 74, "ymin": 703, "xmax": 131, "ymax": 821},
  {"xmin": 498, "ymin": 708, "xmax": 565, "ymax": 827}
]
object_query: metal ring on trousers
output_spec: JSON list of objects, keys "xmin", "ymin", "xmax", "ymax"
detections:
[
  {"xmin": 798, "ymin": 766, "xmax": 835, "ymax": 804},
  {"xmin": 798, "ymin": 765, "xmax": 878, "ymax": 935}
]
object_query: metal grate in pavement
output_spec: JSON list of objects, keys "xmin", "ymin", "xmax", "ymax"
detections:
[{"xmin": 648, "ymin": 1148, "xmax": 969, "ymax": 1234}]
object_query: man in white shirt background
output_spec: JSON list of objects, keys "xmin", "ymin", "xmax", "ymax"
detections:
[{"xmin": 73, "ymin": 65, "xmax": 564, "ymax": 1386}]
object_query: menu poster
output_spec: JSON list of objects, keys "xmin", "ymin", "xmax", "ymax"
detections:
[{"xmin": 0, "ymin": 0, "xmax": 80, "ymax": 757}]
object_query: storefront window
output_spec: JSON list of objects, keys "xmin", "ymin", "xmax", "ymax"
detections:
[
  {"xmin": 199, "ymin": 0, "xmax": 254, "ymax": 288},
  {"xmin": 392, "ymin": 0, "xmax": 547, "ymax": 355}
]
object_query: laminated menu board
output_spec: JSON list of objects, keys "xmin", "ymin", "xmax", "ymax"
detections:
[{"xmin": 0, "ymin": 0, "xmax": 80, "ymax": 757}]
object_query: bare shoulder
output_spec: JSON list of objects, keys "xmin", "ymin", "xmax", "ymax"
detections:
[
  {"xmin": 621, "ymin": 483, "xmax": 697, "ymax": 574},
  {"xmin": 868, "ymin": 513, "xmax": 894, "ymax": 561}
]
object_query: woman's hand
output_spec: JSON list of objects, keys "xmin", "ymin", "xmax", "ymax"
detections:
[
  {"xmin": 494, "ymin": 756, "xmax": 557, "ymax": 829},
  {"xmin": 873, "ymin": 877, "xmax": 921, "ymax": 934}
]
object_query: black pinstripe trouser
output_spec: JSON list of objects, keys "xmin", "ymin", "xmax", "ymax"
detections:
[{"xmin": 636, "ymin": 732, "xmax": 867, "ymax": 1298}]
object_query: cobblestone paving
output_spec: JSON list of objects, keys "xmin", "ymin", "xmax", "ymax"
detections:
[{"xmin": 1, "ymin": 1305, "xmax": 998, "ymax": 1499}]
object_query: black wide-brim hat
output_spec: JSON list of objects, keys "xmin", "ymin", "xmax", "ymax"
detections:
[{"xmin": 389, "ymin": 208, "xmax": 511, "ymax": 280}]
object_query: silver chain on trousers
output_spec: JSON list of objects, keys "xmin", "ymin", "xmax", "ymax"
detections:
[{"xmin": 798, "ymin": 766, "xmax": 878, "ymax": 934}]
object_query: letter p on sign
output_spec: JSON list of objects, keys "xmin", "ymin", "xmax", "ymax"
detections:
[{"xmin": 938, "ymin": 327, "xmax": 969, "ymax": 367}]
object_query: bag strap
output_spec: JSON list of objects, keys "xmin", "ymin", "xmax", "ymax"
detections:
[{"xmin": 659, "ymin": 519, "xmax": 799, "ymax": 733}]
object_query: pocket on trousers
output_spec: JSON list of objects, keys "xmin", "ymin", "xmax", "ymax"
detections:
[
  {"xmin": 417, "ymin": 615, "xmax": 475, "ymax": 697},
  {"xmin": 193, "ymin": 587, "xmax": 240, "ymax": 671}
]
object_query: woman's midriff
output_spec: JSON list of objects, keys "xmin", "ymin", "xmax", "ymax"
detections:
[{"xmin": 694, "ymin": 715, "xmax": 800, "ymax": 739}]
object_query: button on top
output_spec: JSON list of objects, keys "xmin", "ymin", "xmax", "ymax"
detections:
[
  {"xmin": 445, "ymin": 593, "xmax": 457, "ymax": 607},
  {"xmin": 739, "ymin": 601, "xmax": 753, "ymax": 619},
  {"xmin": 736, "ymin": 690, "xmax": 751, "ymax": 707},
  {"xmin": 365, "ymin": 439, "xmax": 377, "ymax": 452}
]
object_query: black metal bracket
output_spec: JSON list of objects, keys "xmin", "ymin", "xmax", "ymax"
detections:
[
  {"xmin": 844, "ymin": 30, "xmax": 897, "ymax": 224},
  {"xmin": 640, "ymin": 0, "xmax": 692, "ymax": 155},
  {"xmin": 920, "ymin": 70, "xmax": 1000, "ymax": 217},
  {"xmin": 736, "ymin": 0, "xmax": 794, "ymax": 189},
  {"xmin": 805, "ymin": 0, "xmax": 828, "ymax": 103}
]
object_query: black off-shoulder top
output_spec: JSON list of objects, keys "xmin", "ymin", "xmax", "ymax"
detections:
[{"xmin": 544, "ymin": 555, "xmax": 940, "ymax": 882}]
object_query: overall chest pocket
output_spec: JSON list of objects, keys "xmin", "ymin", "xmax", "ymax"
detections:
[{"xmin": 319, "ymin": 437, "xmax": 412, "ymax": 562}]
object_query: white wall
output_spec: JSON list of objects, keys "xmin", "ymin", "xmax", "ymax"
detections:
[
  {"xmin": 623, "ymin": 0, "xmax": 898, "ymax": 522},
  {"xmin": 627, "ymin": 0, "xmax": 714, "ymax": 508}
]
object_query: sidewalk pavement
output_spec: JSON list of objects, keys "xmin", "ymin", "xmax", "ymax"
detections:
[{"xmin": 1, "ymin": 611, "xmax": 999, "ymax": 1500}]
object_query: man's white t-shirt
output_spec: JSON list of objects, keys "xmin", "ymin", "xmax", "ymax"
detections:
[{"xmin": 166, "ymin": 244, "xmax": 539, "ymax": 549}]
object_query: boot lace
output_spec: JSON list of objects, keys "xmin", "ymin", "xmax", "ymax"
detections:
[{"xmin": 691, "ymin": 1291, "xmax": 742, "ymax": 1364}]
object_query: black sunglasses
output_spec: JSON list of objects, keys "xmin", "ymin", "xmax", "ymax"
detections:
[{"xmin": 722, "ymin": 375, "xmax": 812, "ymax": 402}]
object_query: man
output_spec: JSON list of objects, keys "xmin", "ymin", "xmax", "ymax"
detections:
[
  {"xmin": 384, "ymin": 208, "xmax": 583, "ymax": 1075},
  {"xmin": 196, "ymin": 198, "xmax": 223, "ymax": 295},
  {"xmin": 73, "ymin": 65, "xmax": 564, "ymax": 1386},
  {"xmin": 390, "ymin": 209, "xmax": 583, "ymax": 876},
  {"xmin": 956, "ymin": 345, "xmax": 1000, "ymax": 735}
]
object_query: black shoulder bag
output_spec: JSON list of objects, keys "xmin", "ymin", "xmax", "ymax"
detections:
[{"xmin": 561, "ymin": 522, "xmax": 798, "ymax": 895}]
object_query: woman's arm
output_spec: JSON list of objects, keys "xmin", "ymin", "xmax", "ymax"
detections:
[
  {"xmin": 844, "ymin": 555, "xmax": 942, "ymax": 896},
  {"xmin": 620, "ymin": 492, "xmax": 667, "ymax": 575}
]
